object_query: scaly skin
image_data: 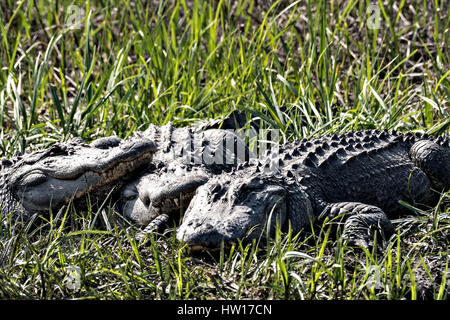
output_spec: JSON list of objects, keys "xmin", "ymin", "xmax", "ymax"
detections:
[
  {"xmin": 0, "ymin": 136, "xmax": 156, "ymax": 222},
  {"xmin": 176, "ymin": 130, "xmax": 450, "ymax": 250},
  {"xmin": 115, "ymin": 122, "xmax": 253, "ymax": 231}
]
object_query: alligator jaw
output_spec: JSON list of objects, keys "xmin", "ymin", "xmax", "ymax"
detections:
[
  {"xmin": 17, "ymin": 138, "xmax": 155, "ymax": 181},
  {"xmin": 118, "ymin": 168, "xmax": 209, "ymax": 226},
  {"xmin": 8, "ymin": 138, "xmax": 156, "ymax": 213}
]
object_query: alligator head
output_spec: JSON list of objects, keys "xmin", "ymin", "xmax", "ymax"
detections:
[
  {"xmin": 176, "ymin": 169, "xmax": 314, "ymax": 250},
  {"xmin": 116, "ymin": 127, "xmax": 253, "ymax": 228},
  {"xmin": 117, "ymin": 162, "xmax": 209, "ymax": 226},
  {"xmin": 0, "ymin": 136, "xmax": 156, "ymax": 220}
]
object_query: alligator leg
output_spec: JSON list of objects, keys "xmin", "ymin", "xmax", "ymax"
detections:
[
  {"xmin": 321, "ymin": 202, "xmax": 395, "ymax": 249},
  {"xmin": 135, "ymin": 213, "xmax": 171, "ymax": 241},
  {"xmin": 409, "ymin": 140, "xmax": 450, "ymax": 191}
]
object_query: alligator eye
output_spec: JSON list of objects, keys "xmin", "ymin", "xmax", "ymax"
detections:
[
  {"xmin": 48, "ymin": 144, "xmax": 68, "ymax": 157},
  {"xmin": 236, "ymin": 184, "xmax": 255, "ymax": 201},
  {"xmin": 20, "ymin": 172, "xmax": 48, "ymax": 187},
  {"xmin": 240, "ymin": 181, "xmax": 260, "ymax": 193},
  {"xmin": 122, "ymin": 189, "xmax": 138, "ymax": 202},
  {"xmin": 90, "ymin": 136, "xmax": 122, "ymax": 149}
]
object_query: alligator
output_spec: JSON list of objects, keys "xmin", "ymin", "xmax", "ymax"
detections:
[
  {"xmin": 0, "ymin": 136, "xmax": 156, "ymax": 223},
  {"xmin": 0, "ymin": 111, "xmax": 251, "ymax": 232},
  {"xmin": 176, "ymin": 130, "xmax": 450, "ymax": 250},
  {"xmin": 115, "ymin": 121, "xmax": 253, "ymax": 235}
]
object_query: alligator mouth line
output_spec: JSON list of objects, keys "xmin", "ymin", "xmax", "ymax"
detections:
[
  {"xmin": 50, "ymin": 150, "xmax": 155, "ymax": 181},
  {"xmin": 12, "ymin": 141, "xmax": 156, "ymax": 191},
  {"xmin": 149, "ymin": 190, "xmax": 197, "ymax": 216},
  {"xmin": 18, "ymin": 152, "xmax": 155, "ymax": 206},
  {"xmin": 79, "ymin": 152, "xmax": 154, "ymax": 193}
]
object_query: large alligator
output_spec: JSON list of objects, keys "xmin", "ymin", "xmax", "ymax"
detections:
[
  {"xmin": 0, "ymin": 136, "xmax": 156, "ymax": 223},
  {"xmin": 176, "ymin": 130, "xmax": 450, "ymax": 250},
  {"xmin": 115, "ymin": 121, "xmax": 253, "ymax": 235}
]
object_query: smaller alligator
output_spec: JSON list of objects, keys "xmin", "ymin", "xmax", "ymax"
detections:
[
  {"xmin": 176, "ymin": 131, "xmax": 450, "ymax": 250},
  {"xmin": 0, "ymin": 136, "xmax": 156, "ymax": 223},
  {"xmin": 115, "ymin": 121, "xmax": 253, "ymax": 234}
]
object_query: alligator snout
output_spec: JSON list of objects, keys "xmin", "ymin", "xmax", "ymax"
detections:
[{"xmin": 176, "ymin": 218, "xmax": 226, "ymax": 249}]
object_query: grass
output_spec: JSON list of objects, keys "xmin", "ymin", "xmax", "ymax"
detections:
[{"xmin": 0, "ymin": 0, "xmax": 448, "ymax": 299}]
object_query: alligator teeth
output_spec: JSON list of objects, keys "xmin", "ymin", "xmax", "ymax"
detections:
[{"xmin": 173, "ymin": 198, "xmax": 180, "ymax": 207}]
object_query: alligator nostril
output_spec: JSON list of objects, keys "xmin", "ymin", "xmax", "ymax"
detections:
[
  {"xmin": 192, "ymin": 220, "xmax": 202, "ymax": 228},
  {"xmin": 211, "ymin": 183, "xmax": 221, "ymax": 193},
  {"xmin": 139, "ymin": 191, "xmax": 151, "ymax": 207}
]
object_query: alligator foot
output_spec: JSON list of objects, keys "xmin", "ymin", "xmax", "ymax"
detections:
[
  {"xmin": 135, "ymin": 213, "xmax": 171, "ymax": 242},
  {"xmin": 322, "ymin": 202, "xmax": 395, "ymax": 249},
  {"xmin": 409, "ymin": 140, "xmax": 450, "ymax": 191}
]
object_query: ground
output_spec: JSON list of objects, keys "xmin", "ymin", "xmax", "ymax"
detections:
[{"xmin": 0, "ymin": 0, "xmax": 448, "ymax": 299}]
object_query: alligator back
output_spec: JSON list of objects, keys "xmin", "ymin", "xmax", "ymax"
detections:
[
  {"xmin": 280, "ymin": 130, "xmax": 449, "ymax": 216},
  {"xmin": 137, "ymin": 122, "xmax": 252, "ymax": 172}
]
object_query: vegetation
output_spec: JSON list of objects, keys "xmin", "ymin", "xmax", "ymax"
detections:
[{"xmin": 0, "ymin": 0, "xmax": 448, "ymax": 299}]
